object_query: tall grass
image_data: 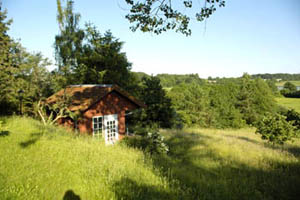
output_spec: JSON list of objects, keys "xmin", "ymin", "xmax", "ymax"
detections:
[
  {"xmin": 0, "ymin": 117, "xmax": 299, "ymax": 199},
  {"xmin": 157, "ymin": 128, "xmax": 300, "ymax": 199},
  {"xmin": 0, "ymin": 116, "xmax": 171, "ymax": 199}
]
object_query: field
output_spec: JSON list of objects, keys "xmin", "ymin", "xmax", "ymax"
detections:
[
  {"xmin": 275, "ymin": 81, "xmax": 300, "ymax": 86},
  {"xmin": 276, "ymin": 97, "xmax": 300, "ymax": 112},
  {"xmin": 1, "ymin": 117, "xmax": 300, "ymax": 199}
]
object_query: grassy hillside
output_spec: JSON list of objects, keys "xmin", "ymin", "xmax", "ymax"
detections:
[
  {"xmin": 1, "ymin": 117, "xmax": 300, "ymax": 199},
  {"xmin": 276, "ymin": 97, "xmax": 300, "ymax": 112},
  {"xmin": 0, "ymin": 117, "xmax": 171, "ymax": 199}
]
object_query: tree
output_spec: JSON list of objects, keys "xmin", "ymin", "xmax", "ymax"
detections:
[
  {"xmin": 55, "ymin": 0, "xmax": 84, "ymax": 88},
  {"xmin": 255, "ymin": 113, "xmax": 296, "ymax": 145},
  {"xmin": 125, "ymin": 0, "xmax": 225, "ymax": 36},
  {"xmin": 54, "ymin": 0, "xmax": 136, "ymax": 93},
  {"xmin": 283, "ymin": 82, "xmax": 297, "ymax": 93},
  {"xmin": 237, "ymin": 74, "xmax": 276, "ymax": 124},
  {"xmin": 0, "ymin": 7, "xmax": 51, "ymax": 115},
  {"xmin": 0, "ymin": 7, "xmax": 17, "ymax": 114},
  {"xmin": 77, "ymin": 24, "xmax": 133, "ymax": 89},
  {"xmin": 131, "ymin": 76, "xmax": 176, "ymax": 128}
]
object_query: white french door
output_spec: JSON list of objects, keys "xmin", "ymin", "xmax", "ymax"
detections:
[{"xmin": 104, "ymin": 114, "xmax": 118, "ymax": 144}]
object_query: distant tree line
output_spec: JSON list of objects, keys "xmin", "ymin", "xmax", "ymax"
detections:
[{"xmin": 251, "ymin": 73, "xmax": 300, "ymax": 81}]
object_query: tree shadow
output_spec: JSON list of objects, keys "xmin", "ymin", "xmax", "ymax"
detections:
[
  {"xmin": 19, "ymin": 132, "xmax": 44, "ymax": 148},
  {"xmin": 0, "ymin": 130, "xmax": 9, "ymax": 137},
  {"xmin": 149, "ymin": 131, "xmax": 300, "ymax": 199},
  {"xmin": 63, "ymin": 190, "xmax": 81, "ymax": 200},
  {"xmin": 224, "ymin": 134, "xmax": 261, "ymax": 145},
  {"xmin": 112, "ymin": 177, "xmax": 172, "ymax": 200},
  {"xmin": 224, "ymin": 134, "xmax": 300, "ymax": 157},
  {"xmin": 285, "ymin": 146, "xmax": 300, "ymax": 157}
]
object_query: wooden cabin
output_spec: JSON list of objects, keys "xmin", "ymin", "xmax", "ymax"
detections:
[{"xmin": 46, "ymin": 84, "xmax": 145, "ymax": 144}]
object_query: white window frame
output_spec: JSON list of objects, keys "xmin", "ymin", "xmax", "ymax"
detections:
[{"xmin": 92, "ymin": 116, "xmax": 103, "ymax": 138}]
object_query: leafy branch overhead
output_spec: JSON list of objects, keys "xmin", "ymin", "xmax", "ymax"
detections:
[{"xmin": 125, "ymin": 0, "xmax": 225, "ymax": 36}]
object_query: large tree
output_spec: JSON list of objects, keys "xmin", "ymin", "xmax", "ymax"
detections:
[
  {"xmin": 54, "ymin": 0, "xmax": 135, "ymax": 91},
  {"xmin": 125, "ymin": 0, "xmax": 225, "ymax": 36},
  {"xmin": 128, "ymin": 76, "xmax": 176, "ymax": 129},
  {"xmin": 0, "ymin": 7, "xmax": 52, "ymax": 115},
  {"xmin": 55, "ymin": 0, "xmax": 84, "ymax": 87}
]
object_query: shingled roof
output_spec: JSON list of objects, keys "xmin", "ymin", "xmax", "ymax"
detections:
[{"xmin": 46, "ymin": 84, "xmax": 146, "ymax": 112}]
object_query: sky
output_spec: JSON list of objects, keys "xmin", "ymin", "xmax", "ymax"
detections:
[{"xmin": 2, "ymin": 0, "xmax": 300, "ymax": 78}]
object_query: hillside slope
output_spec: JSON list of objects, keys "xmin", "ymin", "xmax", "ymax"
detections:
[
  {"xmin": 0, "ymin": 117, "xmax": 172, "ymax": 199},
  {"xmin": 0, "ymin": 117, "xmax": 299, "ymax": 199}
]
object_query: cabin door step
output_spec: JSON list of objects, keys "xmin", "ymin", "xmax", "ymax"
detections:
[{"xmin": 104, "ymin": 114, "xmax": 118, "ymax": 144}]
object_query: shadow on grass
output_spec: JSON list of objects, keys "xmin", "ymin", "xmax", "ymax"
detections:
[
  {"xmin": 0, "ymin": 131, "xmax": 9, "ymax": 137},
  {"xmin": 122, "ymin": 131, "xmax": 300, "ymax": 200},
  {"xmin": 113, "ymin": 178, "xmax": 172, "ymax": 200},
  {"xmin": 19, "ymin": 132, "xmax": 44, "ymax": 148},
  {"xmin": 224, "ymin": 134, "xmax": 300, "ymax": 158},
  {"xmin": 224, "ymin": 134, "xmax": 262, "ymax": 145},
  {"xmin": 285, "ymin": 146, "xmax": 300, "ymax": 157},
  {"xmin": 63, "ymin": 190, "xmax": 81, "ymax": 200}
]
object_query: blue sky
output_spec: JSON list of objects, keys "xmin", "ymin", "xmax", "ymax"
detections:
[{"xmin": 2, "ymin": 0, "xmax": 300, "ymax": 78}]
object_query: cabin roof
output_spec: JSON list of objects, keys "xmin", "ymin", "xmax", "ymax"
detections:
[{"xmin": 46, "ymin": 84, "xmax": 146, "ymax": 112}]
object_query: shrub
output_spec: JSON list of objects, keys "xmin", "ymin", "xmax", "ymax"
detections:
[
  {"xmin": 255, "ymin": 113, "xmax": 296, "ymax": 145},
  {"xmin": 284, "ymin": 109, "xmax": 300, "ymax": 135},
  {"xmin": 283, "ymin": 90, "xmax": 300, "ymax": 98},
  {"xmin": 122, "ymin": 129, "xmax": 169, "ymax": 154}
]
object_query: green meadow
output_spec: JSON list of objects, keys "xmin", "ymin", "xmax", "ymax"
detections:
[
  {"xmin": 276, "ymin": 97, "xmax": 300, "ymax": 113},
  {"xmin": 1, "ymin": 117, "xmax": 300, "ymax": 199}
]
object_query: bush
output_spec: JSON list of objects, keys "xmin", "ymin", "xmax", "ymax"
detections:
[
  {"xmin": 283, "ymin": 90, "xmax": 300, "ymax": 98},
  {"xmin": 284, "ymin": 109, "xmax": 300, "ymax": 135},
  {"xmin": 122, "ymin": 129, "xmax": 169, "ymax": 154},
  {"xmin": 255, "ymin": 113, "xmax": 296, "ymax": 145}
]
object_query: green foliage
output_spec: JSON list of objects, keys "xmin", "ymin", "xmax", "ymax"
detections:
[
  {"xmin": 284, "ymin": 109, "xmax": 300, "ymax": 133},
  {"xmin": 168, "ymin": 74, "xmax": 276, "ymax": 128},
  {"xmin": 54, "ymin": 1, "xmax": 136, "ymax": 93},
  {"xmin": 283, "ymin": 81, "xmax": 297, "ymax": 93},
  {"xmin": 156, "ymin": 73, "xmax": 203, "ymax": 88},
  {"xmin": 252, "ymin": 73, "xmax": 300, "ymax": 81},
  {"xmin": 265, "ymin": 79, "xmax": 280, "ymax": 96},
  {"xmin": 283, "ymin": 90, "xmax": 300, "ymax": 98},
  {"xmin": 208, "ymin": 81, "xmax": 245, "ymax": 128},
  {"xmin": 130, "ymin": 76, "xmax": 176, "ymax": 128},
  {"xmin": 255, "ymin": 113, "xmax": 296, "ymax": 145},
  {"xmin": 168, "ymin": 83, "xmax": 211, "ymax": 127},
  {"xmin": 0, "ymin": 8, "xmax": 52, "ymax": 115},
  {"xmin": 281, "ymin": 82, "xmax": 300, "ymax": 98},
  {"xmin": 237, "ymin": 74, "xmax": 276, "ymax": 124},
  {"xmin": 125, "ymin": 0, "xmax": 225, "ymax": 36},
  {"xmin": 122, "ymin": 130, "xmax": 169, "ymax": 154}
]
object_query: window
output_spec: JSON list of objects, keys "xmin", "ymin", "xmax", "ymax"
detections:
[{"xmin": 92, "ymin": 116, "xmax": 103, "ymax": 137}]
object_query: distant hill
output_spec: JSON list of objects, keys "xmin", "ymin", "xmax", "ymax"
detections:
[{"xmin": 251, "ymin": 73, "xmax": 300, "ymax": 81}]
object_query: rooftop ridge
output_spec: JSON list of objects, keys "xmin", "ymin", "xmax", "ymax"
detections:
[{"xmin": 69, "ymin": 84, "xmax": 114, "ymax": 88}]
